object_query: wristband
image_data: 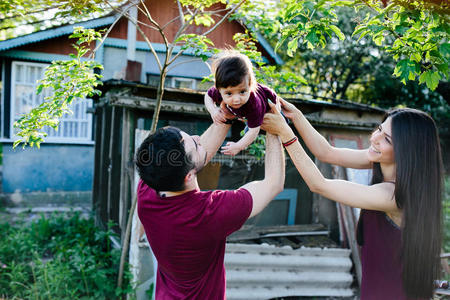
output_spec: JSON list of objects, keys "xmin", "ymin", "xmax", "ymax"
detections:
[{"xmin": 282, "ymin": 136, "xmax": 298, "ymax": 147}]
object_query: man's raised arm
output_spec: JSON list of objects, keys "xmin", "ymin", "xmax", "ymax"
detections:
[
  {"xmin": 241, "ymin": 133, "xmax": 285, "ymax": 218},
  {"xmin": 200, "ymin": 123, "xmax": 231, "ymax": 164}
]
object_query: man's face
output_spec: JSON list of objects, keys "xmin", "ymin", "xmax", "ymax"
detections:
[{"xmin": 180, "ymin": 131, "xmax": 207, "ymax": 173}]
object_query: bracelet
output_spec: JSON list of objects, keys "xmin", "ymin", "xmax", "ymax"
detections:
[{"xmin": 282, "ymin": 136, "xmax": 298, "ymax": 147}]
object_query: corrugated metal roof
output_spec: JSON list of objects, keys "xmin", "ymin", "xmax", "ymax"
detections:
[
  {"xmin": 0, "ymin": 15, "xmax": 118, "ymax": 52},
  {"xmin": 225, "ymin": 243, "xmax": 354, "ymax": 299}
]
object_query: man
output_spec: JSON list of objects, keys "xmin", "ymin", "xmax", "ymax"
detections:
[{"xmin": 135, "ymin": 121, "xmax": 284, "ymax": 299}]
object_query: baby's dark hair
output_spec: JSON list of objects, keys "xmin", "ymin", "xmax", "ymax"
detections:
[{"xmin": 212, "ymin": 50, "xmax": 256, "ymax": 91}]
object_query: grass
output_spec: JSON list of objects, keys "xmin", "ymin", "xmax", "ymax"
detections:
[{"xmin": 0, "ymin": 211, "xmax": 133, "ymax": 299}]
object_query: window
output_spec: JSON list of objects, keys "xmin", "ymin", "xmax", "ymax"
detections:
[
  {"xmin": 11, "ymin": 61, "xmax": 93, "ymax": 143},
  {"xmin": 146, "ymin": 74, "xmax": 204, "ymax": 90},
  {"xmin": 172, "ymin": 77, "xmax": 196, "ymax": 89}
]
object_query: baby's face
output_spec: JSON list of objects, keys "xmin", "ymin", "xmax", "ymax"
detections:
[{"xmin": 218, "ymin": 77, "xmax": 251, "ymax": 109}]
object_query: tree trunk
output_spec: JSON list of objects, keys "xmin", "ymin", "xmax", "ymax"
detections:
[{"xmin": 150, "ymin": 70, "xmax": 167, "ymax": 133}]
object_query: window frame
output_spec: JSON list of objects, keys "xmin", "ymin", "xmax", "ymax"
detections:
[{"xmin": 9, "ymin": 60, "xmax": 94, "ymax": 144}]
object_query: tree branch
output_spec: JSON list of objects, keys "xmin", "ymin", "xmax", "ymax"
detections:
[
  {"xmin": 139, "ymin": 0, "xmax": 170, "ymax": 50},
  {"xmin": 105, "ymin": 0, "xmax": 163, "ymax": 71},
  {"xmin": 203, "ymin": 0, "xmax": 246, "ymax": 36},
  {"xmin": 167, "ymin": 47, "xmax": 187, "ymax": 66},
  {"xmin": 172, "ymin": 7, "xmax": 199, "ymax": 43},
  {"xmin": 161, "ymin": 15, "xmax": 182, "ymax": 30},
  {"xmin": 167, "ymin": 57, "xmax": 205, "ymax": 72},
  {"xmin": 177, "ymin": 0, "xmax": 185, "ymax": 27},
  {"xmin": 90, "ymin": 8, "xmax": 129, "ymax": 59}
]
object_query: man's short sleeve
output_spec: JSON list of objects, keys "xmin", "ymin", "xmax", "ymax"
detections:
[
  {"xmin": 206, "ymin": 188, "xmax": 253, "ymax": 238},
  {"xmin": 207, "ymin": 87, "xmax": 223, "ymax": 105}
]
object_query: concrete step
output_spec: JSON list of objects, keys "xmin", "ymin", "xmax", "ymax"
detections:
[
  {"xmin": 226, "ymin": 285, "xmax": 354, "ymax": 300},
  {"xmin": 225, "ymin": 252, "xmax": 352, "ymax": 271},
  {"xmin": 226, "ymin": 269, "xmax": 353, "ymax": 287}
]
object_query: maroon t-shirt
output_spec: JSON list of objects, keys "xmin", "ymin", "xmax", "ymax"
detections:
[
  {"xmin": 358, "ymin": 209, "xmax": 425, "ymax": 300},
  {"xmin": 207, "ymin": 83, "xmax": 277, "ymax": 128},
  {"xmin": 137, "ymin": 180, "xmax": 253, "ymax": 300}
]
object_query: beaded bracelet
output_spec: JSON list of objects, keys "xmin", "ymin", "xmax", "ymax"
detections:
[{"xmin": 282, "ymin": 136, "xmax": 298, "ymax": 147}]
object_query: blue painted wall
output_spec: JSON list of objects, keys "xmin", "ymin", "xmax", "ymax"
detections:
[{"xmin": 2, "ymin": 143, "xmax": 94, "ymax": 193}]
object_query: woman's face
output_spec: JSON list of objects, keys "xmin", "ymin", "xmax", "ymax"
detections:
[{"xmin": 367, "ymin": 117, "xmax": 395, "ymax": 164}]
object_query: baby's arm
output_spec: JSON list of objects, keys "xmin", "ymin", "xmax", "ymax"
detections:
[
  {"xmin": 221, "ymin": 126, "xmax": 260, "ymax": 156},
  {"xmin": 205, "ymin": 93, "xmax": 227, "ymax": 124}
]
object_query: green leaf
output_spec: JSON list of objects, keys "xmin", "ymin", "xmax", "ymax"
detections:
[
  {"xmin": 13, "ymin": 139, "xmax": 22, "ymax": 149},
  {"xmin": 305, "ymin": 30, "xmax": 319, "ymax": 46},
  {"xmin": 287, "ymin": 37, "xmax": 298, "ymax": 57},
  {"xmin": 437, "ymin": 63, "xmax": 448, "ymax": 76},
  {"xmin": 394, "ymin": 59, "xmax": 417, "ymax": 83},
  {"xmin": 373, "ymin": 34, "xmax": 384, "ymax": 46},
  {"xmin": 410, "ymin": 52, "xmax": 422, "ymax": 63},
  {"xmin": 328, "ymin": 25, "xmax": 345, "ymax": 41},
  {"xmin": 440, "ymin": 43, "xmax": 450, "ymax": 57},
  {"xmin": 419, "ymin": 71, "xmax": 441, "ymax": 90}
]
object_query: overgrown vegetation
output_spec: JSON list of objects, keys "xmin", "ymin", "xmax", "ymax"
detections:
[{"xmin": 0, "ymin": 212, "xmax": 133, "ymax": 299}]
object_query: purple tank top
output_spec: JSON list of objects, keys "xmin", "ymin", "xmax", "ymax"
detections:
[{"xmin": 358, "ymin": 209, "xmax": 424, "ymax": 300}]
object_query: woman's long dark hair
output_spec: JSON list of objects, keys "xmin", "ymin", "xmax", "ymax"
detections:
[{"xmin": 371, "ymin": 108, "xmax": 443, "ymax": 298}]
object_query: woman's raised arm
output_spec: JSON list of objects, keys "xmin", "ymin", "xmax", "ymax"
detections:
[
  {"xmin": 262, "ymin": 102, "xmax": 398, "ymax": 213},
  {"xmin": 279, "ymin": 98, "xmax": 371, "ymax": 169}
]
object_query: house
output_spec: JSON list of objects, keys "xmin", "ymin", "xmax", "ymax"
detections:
[{"xmin": 0, "ymin": 0, "xmax": 280, "ymax": 207}]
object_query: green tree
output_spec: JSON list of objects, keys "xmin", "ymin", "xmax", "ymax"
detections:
[
  {"xmin": 273, "ymin": 0, "xmax": 449, "ymax": 93},
  {"xmin": 0, "ymin": 0, "xmax": 125, "ymax": 40}
]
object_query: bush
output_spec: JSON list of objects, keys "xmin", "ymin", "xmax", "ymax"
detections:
[{"xmin": 0, "ymin": 212, "xmax": 133, "ymax": 299}]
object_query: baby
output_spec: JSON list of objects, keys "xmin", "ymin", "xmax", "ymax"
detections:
[{"xmin": 205, "ymin": 51, "xmax": 279, "ymax": 155}]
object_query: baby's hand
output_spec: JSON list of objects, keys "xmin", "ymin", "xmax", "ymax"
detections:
[{"xmin": 221, "ymin": 142, "xmax": 242, "ymax": 156}]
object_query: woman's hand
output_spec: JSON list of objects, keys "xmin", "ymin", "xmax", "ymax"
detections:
[
  {"xmin": 262, "ymin": 100, "xmax": 294, "ymax": 140},
  {"xmin": 279, "ymin": 97, "xmax": 300, "ymax": 120}
]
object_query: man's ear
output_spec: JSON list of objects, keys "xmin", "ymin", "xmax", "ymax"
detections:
[{"xmin": 184, "ymin": 169, "xmax": 196, "ymax": 183}]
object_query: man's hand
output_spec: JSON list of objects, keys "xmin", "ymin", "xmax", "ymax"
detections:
[
  {"xmin": 221, "ymin": 141, "xmax": 242, "ymax": 156},
  {"xmin": 210, "ymin": 107, "xmax": 228, "ymax": 124},
  {"xmin": 219, "ymin": 102, "xmax": 237, "ymax": 121}
]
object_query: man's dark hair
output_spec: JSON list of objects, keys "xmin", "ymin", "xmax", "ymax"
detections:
[
  {"xmin": 213, "ymin": 50, "xmax": 256, "ymax": 90},
  {"xmin": 135, "ymin": 126, "xmax": 194, "ymax": 191}
]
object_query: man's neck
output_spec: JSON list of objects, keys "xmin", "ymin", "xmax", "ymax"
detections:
[{"xmin": 158, "ymin": 180, "xmax": 199, "ymax": 197}]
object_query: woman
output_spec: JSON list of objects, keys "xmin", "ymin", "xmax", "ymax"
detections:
[{"xmin": 262, "ymin": 99, "xmax": 443, "ymax": 299}]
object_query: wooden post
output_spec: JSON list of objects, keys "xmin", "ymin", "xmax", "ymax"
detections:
[
  {"xmin": 334, "ymin": 165, "xmax": 362, "ymax": 286},
  {"xmin": 119, "ymin": 108, "xmax": 136, "ymax": 242},
  {"xmin": 92, "ymin": 104, "xmax": 103, "ymax": 222},
  {"xmin": 97, "ymin": 103, "xmax": 112, "ymax": 227},
  {"xmin": 107, "ymin": 106, "xmax": 123, "ymax": 227}
]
